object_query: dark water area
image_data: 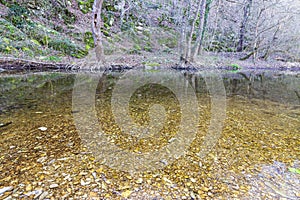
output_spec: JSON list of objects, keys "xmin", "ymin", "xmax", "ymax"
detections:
[{"xmin": 0, "ymin": 68, "xmax": 299, "ymax": 199}]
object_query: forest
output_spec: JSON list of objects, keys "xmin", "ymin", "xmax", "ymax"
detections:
[{"xmin": 0, "ymin": 0, "xmax": 299, "ymax": 68}]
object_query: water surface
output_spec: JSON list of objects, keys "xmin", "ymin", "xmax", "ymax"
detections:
[{"xmin": 0, "ymin": 69, "xmax": 299, "ymax": 199}]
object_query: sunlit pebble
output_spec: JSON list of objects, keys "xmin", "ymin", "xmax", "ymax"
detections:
[
  {"xmin": 49, "ymin": 184, "xmax": 59, "ymax": 189},
  {"xmin": 38, "ymin": 127, "xmax": 47, "ymax": 131},
  {"xmin": 0, "ymin": 186, "xmax": 13, "ymax": 195}
]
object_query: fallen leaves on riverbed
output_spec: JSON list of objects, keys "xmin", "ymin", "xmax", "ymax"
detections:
[{"xmin": 0, "ymin": 90, "xmax": 299, "ymax": 199}]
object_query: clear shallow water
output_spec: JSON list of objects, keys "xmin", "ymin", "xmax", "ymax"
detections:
[{"xmin": 0, "ymin": 69, "xmax": 299, "ymax": 199}]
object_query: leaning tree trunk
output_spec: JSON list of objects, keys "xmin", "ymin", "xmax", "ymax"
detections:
[{"xmin": 92, "ymin": 0, "xmax": 105, "ymax": 63}]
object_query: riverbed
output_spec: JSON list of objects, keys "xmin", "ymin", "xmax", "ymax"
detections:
[{"xmin": 0, "ymin": 68, "xmax": 299, "ymax": 199}]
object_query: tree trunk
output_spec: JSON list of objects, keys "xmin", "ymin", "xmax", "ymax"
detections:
[
  {"xmin": 208, "ymin": 0, "xmax": 220, "ymax": 51},
  {"xmin": 192, "ymin": 0, "xmax": 207, "ymax": 59},
  {"xmin": 179, "ymin": 0, "xmax": 191, "ymax": 62},
  {"xmin": 185, "ymin": 0, "xmax": 202, "ymax": 61},
  {"xmin": 261, "ymin": 24, "xmax": 280, "ymax": 60},
  {"xmin": 237, "ymin": 0, "xmax": 252, "ymax": 52},
  {"xmin": 199, "ymin": 0, "xmax": 213, "ymax": 52},
  {"xmin": 92, "ymin": 0, "xmax": 105, "ymax": 63}
]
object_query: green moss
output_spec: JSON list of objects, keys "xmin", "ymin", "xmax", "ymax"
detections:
[
  {"xmin": 77, "ymin": 0, "xmax": 94, "ymax": 14},
  {"xmin": 0, "ymin": 19, "xmax": 26, "ymax": 41},
  {"xmin": 230, "ymin": 63, "xmax": 242, "ymax": 70},
  {"xmin": 158, "ymin": 37, "xmax": 177, "ymax": 48},
  {"xmin": 6, "ymin": 3, "xmax": 31, "ymax": 29},
  {"xmin": 62, "ymin": 9, "xmax": 76, "ymax": 25},
  {"xmin": 128, "ymin": 43, "xmax": 142, "ymax": 54},
  {"xmin": 21, "ymin": 46, "xmax": 34, "ymax": 56},
  {"xmin": 0, "ymin": 37, "xmax": 18, "ymax": 54},
  {"xmin": 83, "ymin": 32, "xmax": 94, "ymax": 47},
  {"xmin": 104, "ymin": 48, "xmax": 114, "ymax": 55},
  {"xmin": 22, "ymin": 23, "xmax": 58, "ymax": 46},
  {"xmin": 144, "ymin": 62, "xmax": 160, "ymax": 67},
  {"xmin": 48, "ymin": 39, "xmax": 88, "ymax": 58},
  {"xmin": 42, "ymin": 56, "xmax": 62, "ymax": 62},
  {"xmin": 143, "ymin": 41, "xmax": 153, "ymax": 52}
]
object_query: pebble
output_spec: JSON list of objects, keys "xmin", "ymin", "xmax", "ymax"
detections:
[
  {"xmin": 202, "ymin": 187, "xmax": 209, "ymax": 192},
  {"xmin": 89, "ymin": 192, "xmax": 98, "ymax": 197},
  {"xmin": 38, "ymin": 191, "xmax": 49, "ymax": 200},
  {"xmin": 25, "ymin": 184, "xmax": 32, "ymax": 191},
  {"xmin": 33, "ymin": 190, "xmax": 43, "ymax": 198},
  {"xmin": 136, "ymin": 178, "xmax": 143, "ymax": 184},
  {"xmin": 49, "ymin": 184, "xmax": 58, "ymax": 189},
  {"xmin": 190, "ymin": 178, "xmax": 197, "ymax": 183},
  {"xmin": 190, "ymin": 191, "xmax": 196, "ymax": 199},
  {"xmin": 38, "ymin": 127, "xmax": 47, "ymax": 131},
  {"xmin": 0, "ymin": 186, "xmax": 13, "ymax": 195},
  {"xmin": 81, "ymin": 179, "xmax": 90, "ymax": 186},
  {"xmin": 4, "ymin": 196, "xmax": 13, "ymax": 200},
  {"xmin": 121, "ymin": 190, "xmax": 132, "ymax": 198}
]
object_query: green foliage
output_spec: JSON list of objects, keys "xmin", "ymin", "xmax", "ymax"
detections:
[
  {"xmin": 288, "ymin": 168, "xmax": 300, "ymax": 175},
  {"xmin": 62, "ymin": 9, "xmax": 77, "ymax": 24},
  {"xmin": 158, "ymin": 37, "xmax": 177, "ymax": 48},
  {"xmin": 144, "ymin": 62, "xmax": 160, "ymax": 67},
  {"xmin": 0, "ymin": 19, "xmax": 26, "ymax": 41},
  {"xmin": 121, "ymin": 21, "xmax": 136, "ymax": 32},
  {"xmin": 128, "ymin": 44, "xmax": 142, "ymax": 54},
  {"xmin": 230, "ymin": 63, "xmax": 242, "ymax": 70},
  {"xmin": 143, "ymin": 41, "xmax": 153, "ymax": 52},
  {"xmin": 43, "ymin": 56, "xmax": 62, "ymax": 62},
  {"xmin": 48, "ymin": 39, "xmax": 88, "ymax": 58},
  {"xmin": 6, "ymin": 3, "xmax": 31, "ymax": 29},
  {"xmin": 77, "ymin": 0, "xmax": 94, "ymax": 14},
  {"xmin": 158, "ymin": 13, "xmax": 172, "ymax": 28},
  {"xmin": 104, "ymin": 47, "xmax": 114, "ymax": 55}
]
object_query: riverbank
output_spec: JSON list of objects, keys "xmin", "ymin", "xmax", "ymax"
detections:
[{"xmin": 1, "ymin": 51, "xmax": 300, "ymax": 73}]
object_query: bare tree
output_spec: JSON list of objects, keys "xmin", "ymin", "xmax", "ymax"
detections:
[
  {"xmin": 178, "ymin": 0, "xmax": 208, "ymax": 64},
  {"xmin": 92, "ymin": 0, "xmax": 105, "ymax": 63},
  {"xmin": 237, "ymin": 0, "xmax": 252, "ymax": 52},
  {"xmin": 186, "ymin": 0, "xmax": 203, "ymax": 61},
  {"xmin": 193, "ymin": 0, "xmax": 207, "ymax": 58}
]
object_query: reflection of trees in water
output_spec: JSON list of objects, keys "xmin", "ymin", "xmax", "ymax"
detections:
[
  {"xmin": 0, "ymin": 73, "xmax": 75, "ymax": 114},
  {"xmin": 183, "ymin": 71, "xmax": 299, "ymax": 105}
]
